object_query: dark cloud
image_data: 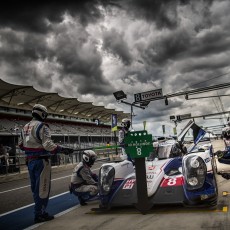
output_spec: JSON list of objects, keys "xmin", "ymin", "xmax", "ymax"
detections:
[
  {"xmin": 121, "ymin": 0, "xmax": 215, "ymax": 30},
  {"xmin": 102, "ymin": 28, "xmax": 133, "ymax": 65},
  {"xmin": 181, "ymin": 60, "xmax": 230, "ymax": 75},
  {"xmin": 0, "ymin": 30, "xmax": 49, "ymax": 59},
  {"xmin": 0, "ymin": 1, "xmax": 104, "ymax": 33},
  {"xmin": 121, "ymin": 0, "xmax": 180, "ymax": 29},
  {"xmin": 133, "ymin": 98, "xmax": 185, "ymax": 122},
  {"xmin": 0, "ymin": 0, "xmax": 229, "ymax": 135},
  {"xmin": 141, "ymin": 29, "xmax": 191, "ymax": 66},
  {"xmin": 125, "ymin": 68, "xmax": 163, "ymax": 87},
  {"xmin": 0, "ymin": 20, "xmax": 114, "ymax": 96},
  {"xmin": 0, "ymin": 0, "xmax": 213, "ymax": 35},
  {"xmin": 0, "ymin": 29, "xmax": 52, "ymax": 87},
  {"xmin": 189, "ymin": 31, "xmax": 230, "ymax": 58},
  {"xmin": 53, "ymin": 25, "xmax": 114, "ymax": 96}
]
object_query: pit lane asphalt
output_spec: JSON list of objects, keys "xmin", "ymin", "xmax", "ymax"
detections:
[
  {"xmin": 1, "ymin": 140, "xmax": 230, "ymax": 230},
  {"xmin": 31, "ymin": 171, "xmax": 230, "ymax": 230}
]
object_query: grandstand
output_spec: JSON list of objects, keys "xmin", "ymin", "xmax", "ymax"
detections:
[{"xmin": 0, "ymin": 79, "xmax": 129, "ymax": 174}]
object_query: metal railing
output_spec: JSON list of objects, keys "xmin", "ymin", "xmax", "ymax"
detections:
[{"xmin": 0, "ymin": 146, "xmax": 122, "ymax": 176}]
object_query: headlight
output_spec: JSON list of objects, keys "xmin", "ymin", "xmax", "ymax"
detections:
[
  {"xmin": 187, "ymin": 177, "xmax": 198, "ymax": 186},
  {"xmin": 183, "ymin": 155, "xmax": 207, "ymax": 190},
  {"xmin": 190, "ymin": 158, "xmax": 199, "ymax": 168},
  {"xmin": 99, "ymin": 165, "xmax": 115, "ymax": 195}
]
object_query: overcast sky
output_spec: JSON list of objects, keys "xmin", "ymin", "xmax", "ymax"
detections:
[{"xmin": 0, "ymin": 0, "xmax": 229, "ymax": 136}]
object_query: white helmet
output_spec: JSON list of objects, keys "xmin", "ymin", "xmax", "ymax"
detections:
[
  {"xmin": 82, "ymin": 150, "xmax": 97, "ymax": 167},
  {"xmin": 121, "ymin": 118, "xmax": 131, "ymax": 129},
  {"xmin": 32, "ymin": 104, "xmax": 48, "ymax": 121}
]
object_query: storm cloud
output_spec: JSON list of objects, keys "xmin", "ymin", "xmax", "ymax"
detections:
[{"xmin": 0, "ymin": 0, "xmax": 229, "ymax": 135}]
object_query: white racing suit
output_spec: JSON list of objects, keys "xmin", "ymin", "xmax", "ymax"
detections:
[
  {"xmin": 222, "ymin": 126, "xmax": 230, "ymax": 151},
  {"xmin": 70, "ymin": 162, "xmax": 98, "ymax": 202},
  {"xmin": 118, "ymin": 128, "xmax": 133, "ymax": 161},
  {"xmin": 18, "ymin": 119, "xmax": 62, "ymax": 218},
  {"xmin": 217, "ymin": 126, "xmax": 230, "ymax": 165}
]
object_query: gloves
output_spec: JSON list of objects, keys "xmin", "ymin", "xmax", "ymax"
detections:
[
  {"xmin": 92, "ymin": 173, "xmax": 98, "ymax": 182},
  {"xmin": 215, "ymin": 150, "xmax": 225, "ymax": 158},
  {"xmin": 61, "ymin": 147, "xmax": 74, "ymax": 155}
]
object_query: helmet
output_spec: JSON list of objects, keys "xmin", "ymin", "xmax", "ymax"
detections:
[
  {"xmin": 170, "ymin": 142, "xmax": 182, "ymax": 157},
  {"xmin": 32, "ymin": 104, "xmax": 48, "ymax": 121},
  {"xmin": 82, "ymin": 150, "xmax": 97, "ymax": 167},
  {"xmin": 121, "ymin": 118, "xmax": 131, "ymax": 130}
]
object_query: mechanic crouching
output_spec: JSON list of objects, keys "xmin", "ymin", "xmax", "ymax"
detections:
[
  {"xmin": 69, "ymin": 150, "xmax": 98, "ymax": 206},
  {"xmin": 18, "ymin": 104, "xmax": 73, "ymax": 223}
]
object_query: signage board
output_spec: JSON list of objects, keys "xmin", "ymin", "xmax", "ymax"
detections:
[
  {"xmin": 177, "ymin": 113, "xmax": 192, "ymax": 120},
  {"xmin": 134, "ymin": 89, "xmax": 163, "ymax": 102},
  {"xmin": 111, "ymin": 114, "xmax": 118, "ymax": 131},
  {"xmin": 124, "ymin": 130, "xmax": 153, "ymax": 158}
]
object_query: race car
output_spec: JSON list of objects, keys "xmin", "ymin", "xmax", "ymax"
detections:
[{"xmin": 98, "ymin": 120, "xmax": 218, "ymax": 210}]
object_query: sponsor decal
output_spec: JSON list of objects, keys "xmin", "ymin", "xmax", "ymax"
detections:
[
  {"xmin": 123, "ymin": 179, "xmax": 136, "ymax": 189},
  {"xmin": 146, "ymin": 174, "xmax": 154, "ymax": 179},
  {"xmin": 43, "ymin": 178, "xmax": 47, "ymax": 192},
  {"xmin": 134, "ymin": 89, "xmax": 163, "ymax": 102},
  {"xmin": 160, "ymin": 176, "xmax": 184, "ymax": 187},
  {"xmin": 148, "ymin": 166, "xmax": 156, "ymax": 170},
  {"xmin": 23, "ymin": 125, "xmax": 32, "ymax": 135}
]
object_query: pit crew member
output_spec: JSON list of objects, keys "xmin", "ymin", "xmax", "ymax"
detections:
[
  {"xmin": 18, "ymin": 104, "xmax": 73, "ymax": 223},
  {"xmin": 69, "ymin": 150, "xmax": 98, "ymax": 206}
]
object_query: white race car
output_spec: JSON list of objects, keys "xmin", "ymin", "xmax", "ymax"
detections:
[{"xmin": 98, "ymin": 120, "xmax": 218, "ymax": 210}]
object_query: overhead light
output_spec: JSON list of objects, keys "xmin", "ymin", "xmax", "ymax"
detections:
[
  {"xmin": 165, "ymin": 97, "xmax": 168, "ymax": 105},
  {"xmin": 17, "ymin": 103, "xmax": 24, "ymax": 105},
  {"xmin": 74, "ymin": 112, "xmax": 79, "ymax": 114},
  {"xmin": 113, "ymin": 90, "xmax": 127, "ymax": 101},
  {"xmin": 170, "ymin": 115, "xmax": 176, "ymax": 120},
  {"xmin": 59, "ymin": 109, "xmax": 64, "ymax": 112}
]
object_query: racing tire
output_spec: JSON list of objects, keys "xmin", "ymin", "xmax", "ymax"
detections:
[
  {"xmin": 213, "ymin": 170, "xmax": 218, "ymax": 196},
  {"xmin": 211, "ymin": 156, "xmax": 218, "ymax": 174}
]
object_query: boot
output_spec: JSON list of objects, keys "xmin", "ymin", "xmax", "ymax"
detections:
[
  {"xmin": 78, "ymin": 196, "xmax": 88, "ymax": 206},
  {"xmin": 34, "ymin": 212, "xmax": 54, "ymax": 223}
]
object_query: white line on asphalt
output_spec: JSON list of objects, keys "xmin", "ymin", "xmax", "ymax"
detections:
[
  {"xmin": 0, "ymin": 185, "xmax": 31, "ymax": 194},
  {"xmin": 0, "ymin": 167, "xmax": 100, "ymax": 194},
  {"xmin": 0, "ymin": 166, "xmax": 100, "ymax": 217},
  {"xmin": 0, "ymin": 191, "xmax": 71, "ymax": 217},
  {"xmin": 23, "ymin": 205, "xmax": 81, "ymax": 230},
  {"xmin": 0, "ymin": 202, "xmax": 35, "ymax": 217}
]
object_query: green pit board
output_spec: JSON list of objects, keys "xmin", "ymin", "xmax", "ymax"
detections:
[{"xmin": 124, "ymin": 130, "xmax": 153, "ymax": 158}]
